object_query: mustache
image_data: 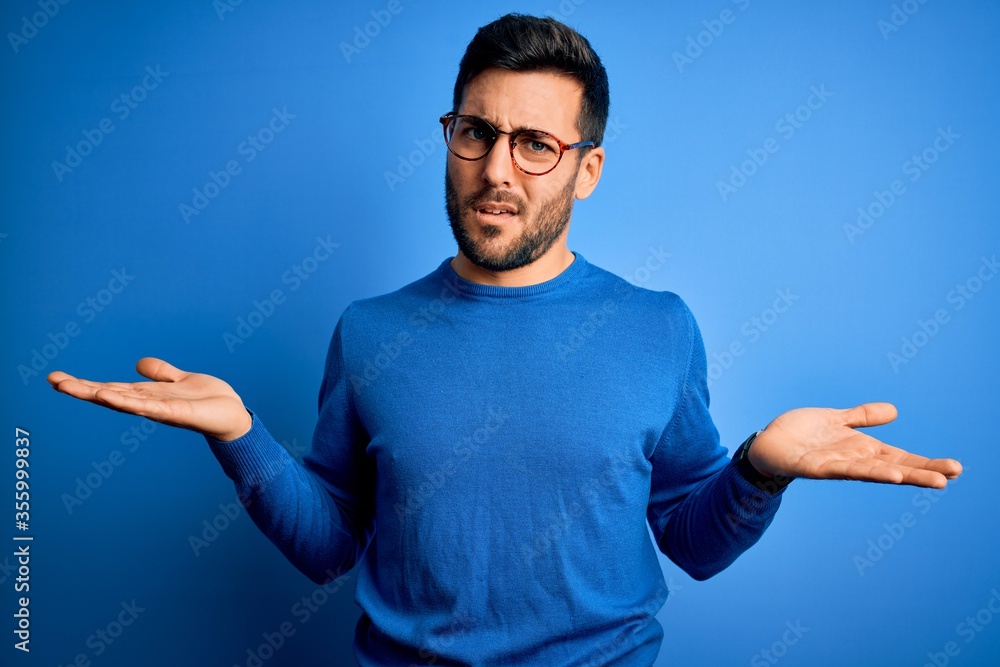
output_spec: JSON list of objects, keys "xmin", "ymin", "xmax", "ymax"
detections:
[{"xmin": 464, "ymin": 187, "xmax": 523, "ymax": 212}]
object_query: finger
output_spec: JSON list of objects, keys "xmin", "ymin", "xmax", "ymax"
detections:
[
  {"xmin": 136, "ymin": 357, "xmax": 186, "ymax": 383},
  {"xmin": 92, "ymin": 387, "xmax": 176, "ymax": 421},
  {"xmin": 840, "ymin": 402, "xmax": 898, "ymax": 429},
  {"xmin": 48, "ymin": 376, "xmax": 135, "ymax": 401},
  {"xmin": 48, "ymin": 376, "xmax": 110, "ymax": 400},
  {"xmin": 818, "ymin": 458, "xmax": 950, "ymax": 489},
  {"xmin": 924, "ymin": 458, "xmax": 962, "ymax": 478},
  {"xmin": 933, "ymin": 459, "xmax": 964, "ymax": 479},
  {"xmin": 818, "ymin": 458, "xmax": 905, "ymax": 484},
  {"xmin": 895, "ymin": 466, "xmax": 950, "ymax": 489},
  {"xmin": 47, "ymin": 370, "xmax": 75, "ymax": 385},
  {"xmin": 57, "ymin": 377, "xmax": 142, "ymax": 393},
  {"xmin": 870, "ymin": 443, "xmax": 964, "ymax": 478}
]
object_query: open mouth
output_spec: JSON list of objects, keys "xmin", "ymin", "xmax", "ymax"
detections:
[{"xmin": 473, "ymin": 203, "xmax": 518, "ymax": 223}]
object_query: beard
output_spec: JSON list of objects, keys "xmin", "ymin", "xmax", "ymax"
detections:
[{"xmin": 444, "ymin": 166, "xmax": 576, "ymax": 273}]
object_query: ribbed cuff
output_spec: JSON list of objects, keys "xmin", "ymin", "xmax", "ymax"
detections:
[
  {"xmin": 726, "ymin": 459, "xmax": 788, "ymax": 511},
  {"xmin": 204, "ymin": 409, "xmax": 295, "ymax": 487}
]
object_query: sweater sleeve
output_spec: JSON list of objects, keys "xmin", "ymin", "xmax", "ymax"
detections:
[
  {"xmin": 204, "ymin": 306, "xmax": 376, "ymax": 584},
  {"xmin": 646, "ymin": 297, "xmax": 786, "ymax": 581}
]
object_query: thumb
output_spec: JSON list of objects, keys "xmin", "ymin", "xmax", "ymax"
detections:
[
  {"xmin": 135, "ymin": 357, "xmax": 187, "ymax": 383},
  {"xmin": 840, "ymin": 402, "xmax": 898, "ymax": 429}
]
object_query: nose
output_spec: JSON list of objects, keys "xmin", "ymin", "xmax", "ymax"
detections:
[{"xmin": 479, "ymin": 135, "xmax": 515, "ymax": 188}]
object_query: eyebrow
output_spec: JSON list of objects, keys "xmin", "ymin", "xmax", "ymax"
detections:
[{"xmin": 472, "ymin": 114, "xmax": 547, "ymax": 135}]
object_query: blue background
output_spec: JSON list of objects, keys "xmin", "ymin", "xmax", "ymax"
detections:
[{"xmin": 3, "ymin": 0, "xmax": 999, "ymax": 665}]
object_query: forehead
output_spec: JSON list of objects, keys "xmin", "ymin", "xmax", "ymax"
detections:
[{"xmin": 458, "ymin": 68, "xmax": 584, "ymax": 137}]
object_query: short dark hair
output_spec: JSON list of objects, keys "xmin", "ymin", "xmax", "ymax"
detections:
[{"xmin": 452, "ymin": 13, "xmax": 609, "ymax": 147}]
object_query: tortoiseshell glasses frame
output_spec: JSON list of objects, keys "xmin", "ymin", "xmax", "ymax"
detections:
[{"xmin": 439, "ymin": 112, "xmax": 596, "ymax": 176}]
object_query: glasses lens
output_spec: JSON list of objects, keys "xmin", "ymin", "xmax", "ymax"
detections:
[
  {"xmin": 512, "ymin": 131, "xmax": 561, "ymax": 174},
  {"xmin": 447, "ymin": 116, "xmax": 494, "ymax": 159}
]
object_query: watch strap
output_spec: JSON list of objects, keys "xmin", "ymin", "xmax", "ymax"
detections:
[{"xmin": 733, "ymin": 430, "xmax": 793, "ymax": 495}]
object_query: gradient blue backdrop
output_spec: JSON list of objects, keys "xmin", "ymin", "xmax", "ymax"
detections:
[{"xmin": 3, "ymin": 1, "xmax": 998, "ymax": 665}]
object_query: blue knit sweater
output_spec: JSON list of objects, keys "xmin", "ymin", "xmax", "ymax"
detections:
[{"xmin": 205, "ymin": 251, "xmax": 785, "ymax": 666}]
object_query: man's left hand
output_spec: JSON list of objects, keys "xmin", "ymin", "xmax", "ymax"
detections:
[{"xmin": 748, "ymin": 402, "xmax": 962, "ymax": 489}]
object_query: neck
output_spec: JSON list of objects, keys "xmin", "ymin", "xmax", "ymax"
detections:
[{"xmin": 450, "ymin": 246, "xmax": 575, "ymax": 287}]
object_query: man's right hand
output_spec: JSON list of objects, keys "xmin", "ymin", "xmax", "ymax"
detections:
[{"xmin": 47, "ymin": 357, "xmax": 253, "ymax": 442}]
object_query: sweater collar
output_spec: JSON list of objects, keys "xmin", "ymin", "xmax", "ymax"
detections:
[{"xmin": 436, "ymin": 251, "xmax": 587, "ymax": 300}]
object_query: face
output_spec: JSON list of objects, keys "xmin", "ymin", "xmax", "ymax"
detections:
[{"xmin": 444, "ymin": 68, "xmax": 603, "ymax": 273}]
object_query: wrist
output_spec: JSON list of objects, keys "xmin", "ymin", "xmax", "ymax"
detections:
[
  {"xmin": 214, "ymin": 409, "xmax": 253, "ymax": 442},
  {"xmin": 747, "ymin": 443, "xmax": 774, "ymax": 478},
  {"xmin": 733, "ymin": 430, "xmax": 793, "ymax": 495}
]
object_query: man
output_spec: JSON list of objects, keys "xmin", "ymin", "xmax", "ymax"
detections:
[{"xmin": 48, "ymin": 13, "xmax": 961, "ymax": 666}]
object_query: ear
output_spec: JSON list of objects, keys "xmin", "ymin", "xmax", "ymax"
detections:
[{"xmin": 573, "ymin": 146, "xmax": 605, "ymax": 200}]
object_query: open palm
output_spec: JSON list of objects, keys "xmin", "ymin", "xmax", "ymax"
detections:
[
  {"xmin": 47, "ymin": 357, "xmax": 252, "ymax": 442},
  {"xmin": 749, "ymin": 402, "xmax": 962, "ymax": 489}
]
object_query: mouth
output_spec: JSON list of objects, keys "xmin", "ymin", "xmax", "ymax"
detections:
[{"xmin": 472, "ymin": 202, "xmax": 519, "ymax": 224}]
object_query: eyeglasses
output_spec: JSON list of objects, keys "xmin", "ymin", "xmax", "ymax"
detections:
[{"xmin": 439, "ymin": 112, "xmax": 595, "ymax": 176}]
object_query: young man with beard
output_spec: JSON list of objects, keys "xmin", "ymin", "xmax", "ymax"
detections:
[{"xmin": 48, "ymin": 13, "xmax": 961, "ymax": 666}]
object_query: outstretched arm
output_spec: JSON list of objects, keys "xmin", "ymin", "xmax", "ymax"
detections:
[
  {"xmin": 47, "ymin": 357, "xmax": 252, "ymax": 442},
  {"xmin": 648, "ymin": 297, "xmax": 964, "ymax": 582},
  {"xmin": 47, "ymin": 345, "xmax": 374, "ymax": 583},
  {"xmin": 648, "ymin": 298, "xmax": 787, "ymax": 581},
  {"xmin": 747, "ymin": 402, "xmax": 962, "ymax": 488}
]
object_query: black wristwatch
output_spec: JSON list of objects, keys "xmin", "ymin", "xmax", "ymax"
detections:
[{"xmin": 732, "ymin": 430, "xmax": 793, "ymax": 495}]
